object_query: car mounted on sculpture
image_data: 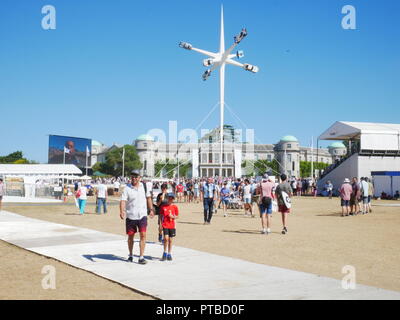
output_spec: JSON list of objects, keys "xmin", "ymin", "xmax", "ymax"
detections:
[
  {"xmin": 234, "ymin": 28, "xmax": 247, "ymax": 44},
  {"xmin": 202, "ymin": 69, "xmax": 212, "ymax": 81},
  {"xmin": 179, "ymin": 42, "xmax": 192, "ymax": 50},
  {"xmin": 244, "ymin": 63, "xmax": 259, "ymax": 73}
]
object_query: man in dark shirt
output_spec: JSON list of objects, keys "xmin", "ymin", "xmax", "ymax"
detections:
[
  {"xmin": 275, "ymin": 174, "xmax": 293, "ymax": 235},
  {"xmin": 156, "ymin": 184, "xmax": 169, "ymax": 242}
]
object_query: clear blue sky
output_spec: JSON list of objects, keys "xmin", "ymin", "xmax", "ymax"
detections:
[{"xmin": 1, "ymin": 0, "xmax": 399, "ymax": 163}]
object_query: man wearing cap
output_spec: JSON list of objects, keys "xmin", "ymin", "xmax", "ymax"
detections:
[
  {"xmin": 120, "ymin": 170, "xmax": 154, "ymax": 264},
  {"xmin": 257, "ymin": 174, "xmax": 275, "ymax": 234},
  {"xmin": 339, "ymin": 178, "xmax": 352, "ymax": 217}
]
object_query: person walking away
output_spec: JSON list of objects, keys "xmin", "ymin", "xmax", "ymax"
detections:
[
  {"xmin": 119, "ymin": 170, "xmax": 154, "ymax": 264},
  {"xmin": 360, "ymin": 177, "xmax": 369, "ymax": 214},
  {"xmin": 156, "ymin": 183, "xmax": 169, "ymax": 243},
  {"xmin": 201, "ymin": 177, "xmax": 217, "ymax": 225},
  {"xmin": 96, "ymin": 182, "xmax": 108, "ymax": 214},
  {"xmin": 257, "ymin": 174, "xmax": 275, "ymax": 235},
  {"xmin": 350, "ymin": 177, "xmax": 361, "ymax": 215},
  {"xmin": 339, "ymin": 178, "xmax": 352, "ymax": 217},
  {"xmin": 220, "ymin": 182, "xmax": 230, "ymax": 217},
  {"xmin": 76, "ymin": 184, "xmax": 88, "ymax": 215},
  {"xmin": 160, "ymin": 193, "xmax": 179, "ymax": 261},
  {"xmin": 275, "ymin": 174, "xmax": 293, "ymax": 234}
]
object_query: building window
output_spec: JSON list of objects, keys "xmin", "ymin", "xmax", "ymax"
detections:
[
  {"xmin": 143, "ymin": 143, "xmax": 147, "ymax": 147},
  {"xmin": 209, "ymin": 136, "xmax": 212, "ymax": 144},
  {"xmin": 209, "ymin": 153, "xmax": 213, "ymax": 163},
  {"xmin": 267, "ymin": 154, "xmax": 272, "ymax": 161},
  {"xmin": 287, "ymin": 144, "xmax": 291, "ymax": 149},
  {"xmin": 201, "ymin": 153, "xmax": 207, "ymax": 163},
  {"xmin": 227, "ymin": 153, "xmax": 233, "ymax": 163}
]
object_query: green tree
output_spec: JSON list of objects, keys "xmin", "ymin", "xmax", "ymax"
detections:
[
  {"xmin": 300, "ymin": 161, "xmax": 330, "ymax": 178},
  {"xmin": 155, "ymin": 159, "xmax": 192, "ymax": 178},
  {"xmin": 0, "ymin": 151, "xmax": 25, "ymax": 163},
  {"xmin": 98, "ymin": 145, "xmax": 142, "ymax": 177}
]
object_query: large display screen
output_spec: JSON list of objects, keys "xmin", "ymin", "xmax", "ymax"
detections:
[{"xmin": 48, "ymin": 135, "xmax": 92, "ymax": 167}]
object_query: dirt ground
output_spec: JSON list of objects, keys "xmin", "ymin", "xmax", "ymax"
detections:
[{"xmin": 1, "ymin": 195, "xmax": 400, "ymax": 299}]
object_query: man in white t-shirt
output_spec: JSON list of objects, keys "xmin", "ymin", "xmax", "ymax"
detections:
[
  {"xmin": 120, "ymin": 170, "xmax": 154, "ymax": 264},
  {"xmin": 96, "ymin": 183, "xmax": 108, "ymax": 214},
  {"xmin": 114, "ymin": 180, "xmax": 120, "ymax": 194},
  {"xmin": 243, "ymin": 179, "xmax": 253, "ymax": 217}
]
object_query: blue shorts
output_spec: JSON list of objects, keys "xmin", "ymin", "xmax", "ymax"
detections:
[
  {"xmin": 221, "ymin": 198, "xmax": 229, "ymax": 205},
  {"xmin": 244, "ymin": 197, "xmax": 251, "ymax": 204},
  {"xmin": 259, "ymin": 203, "xmax": 272, "ymax": 215}
]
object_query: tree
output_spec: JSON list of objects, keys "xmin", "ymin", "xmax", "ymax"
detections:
[
  {"xmin": 154, "ymin": 159, "xmax": 192, "ymax": 179},
  {"xmin": 95, "ymin": 145, "xmax": 142, "ymax": 177},
  {"xmin": 0, "ymin": 151, "xmax": 35, "ymax": 164},
  {"xmin": 300, "ymin": 161, "xmax": 330, "ymax": 178},
  {"xmin": 242, "ymin": 159, "xmax": 280, "ymax": 176}
]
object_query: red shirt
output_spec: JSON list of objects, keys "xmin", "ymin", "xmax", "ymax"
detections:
[
  {"xmin": 176, "ymin": 185, "xmax": 184, "ymax": 193},
  {"xmin": 161, "ymin": 204, "xmax": 179, "ymax": 229}
]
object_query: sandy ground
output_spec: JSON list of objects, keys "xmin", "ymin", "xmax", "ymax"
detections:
[{"xmin": 1, "ymin": 195, "xmax": 400, "ymax": 299}]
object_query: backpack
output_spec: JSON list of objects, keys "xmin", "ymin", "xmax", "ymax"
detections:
[{"xmin": 260, "ymin": 182, "xmax": 272, "ymax": 207}]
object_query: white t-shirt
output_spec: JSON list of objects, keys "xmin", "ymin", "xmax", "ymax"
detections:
[
  {"xmin": 79, "ymin": 186, "xmax": 87, "ymax": 200},
  {"xmin": 243, "ymin": 185, "xmax": 252, "ymax": 198},
  {"xmin": 97, "ymin": 184, "xmax": 107, "ymax": 198},
  {"xmin": 121, "ymin": 183, "xmax": 151, "ymax": 220},
  {"xmin": 114, "ymin": 181, "xmax": 120, "ymax": 189}
]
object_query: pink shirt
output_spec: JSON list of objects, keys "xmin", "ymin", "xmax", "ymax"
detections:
[
  {"xmin": 340, "ymin": 183, "xmax": 353, "ymax": 200},
  {"xmin": 260, "ymin": 181, "xmax": 275, "ymax": 199}
]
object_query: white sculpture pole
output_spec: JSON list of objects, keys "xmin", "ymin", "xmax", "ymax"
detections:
[{"xmin": 179, "ymin": 5, "xmax": 259, "ymax": 177}]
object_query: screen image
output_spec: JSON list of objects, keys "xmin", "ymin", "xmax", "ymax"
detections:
[{"xmin": 48, "ymin": 135, "xmax": 92, "ymax": 167}]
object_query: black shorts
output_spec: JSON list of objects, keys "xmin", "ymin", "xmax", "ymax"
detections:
[
  {"xmin": 341, "ymin": 199, "xmax": 350, "ymax": 207},
  {"xmin": 126, "ymin": 217, "xmax": 147, "ymax": 235},
  {"xmin": 163, "ymin": 228, "xmax": 176, "ymax": 238}
]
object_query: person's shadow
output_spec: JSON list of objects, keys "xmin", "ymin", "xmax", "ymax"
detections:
[
  {"xmin": 83, "ymin": 253, "xmax": 158, "ymax": 263},
  {"xmin": 83, "ymin": 254, "xmax": 127, "ymax": 262}
]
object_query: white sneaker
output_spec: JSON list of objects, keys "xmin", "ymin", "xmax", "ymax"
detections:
[
  {"xmin": 224, "ymin": 213, "xmax": 227, "ymax": 217},
  {"xmin": 261, "ymin": 228, "xmax": 267, "ymax": 234},
  {"xmin": 266, "ymin": 228, "xmax": 271, "ymax": 234}
]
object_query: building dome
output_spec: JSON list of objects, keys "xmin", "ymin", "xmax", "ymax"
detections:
[
  {"xmin": 280, "ymin": 135, "xmax": 298, "ymax": 143},
  {"xmin": 92, "ymin": 140, "xmax": 103, "ymax": 147},
  {"xmin": 136, "ymin": 134, "xmax": 154, "ymax": 142},
  {"xmin": 328, "ymin": 142, "xmax": 346, "ymax": 149}
]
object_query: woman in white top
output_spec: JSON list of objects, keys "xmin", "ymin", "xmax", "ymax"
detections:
[{"xmin": 77, "ymin": 185, "xmax": 88, "ymax": 214}]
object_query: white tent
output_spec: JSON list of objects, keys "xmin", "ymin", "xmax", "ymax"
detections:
[{"xmin": 319, "ymin": 121, "xmax": 400, "ymax": 151}]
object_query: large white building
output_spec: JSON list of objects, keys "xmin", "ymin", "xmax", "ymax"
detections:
[
  {"xmin": 131, "ymin": 127, "xmax": 337, "ymax": 178},
  {"xmin": 317, "ymin": 121, "xmax": 400, "ymax": 196}
]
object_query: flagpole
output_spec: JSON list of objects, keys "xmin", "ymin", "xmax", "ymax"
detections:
[
  {"xmin": 311, "ymin": 136, "xmax": 314, "ymax": 181},
  {"xmin": 122, "ymin": 147, "xmax": 125, "ymax": 178}
]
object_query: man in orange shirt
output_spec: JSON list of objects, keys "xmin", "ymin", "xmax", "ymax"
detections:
[{"xmin": 160, "ymin": 193, "xmax": 179, "ymax": 261}]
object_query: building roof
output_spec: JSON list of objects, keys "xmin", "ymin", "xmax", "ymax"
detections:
[
  {"xmin": 319, "ymin": 121, "xmax": 400, "ymax": 140},
  {"xmin": 280, "ymin": 135, "xmax": 298, "ymax": 142},
  {"xmin": 136, "ymin": 134, "xmax": 154, "ymax": 142},
  {"xmin": 0, "ymin": 164, "xmax": 82, "ymax": 175},
  {"xmin": 328, "ymin": 142, "xmax": 346, "ymax": 148}
]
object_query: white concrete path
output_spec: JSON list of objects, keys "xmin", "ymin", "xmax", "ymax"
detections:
[
  {"xmin": 0, "ymin": 210, "xmax": 399, "ymax": 300},
  {"xmin": 3, "ymin": 196, "xmax": 62, "ymax": 203}
]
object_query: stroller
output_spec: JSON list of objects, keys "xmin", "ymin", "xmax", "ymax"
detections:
[{"xmin": 228, "ymin": 191, "xmax": 243, "ymax": 210}]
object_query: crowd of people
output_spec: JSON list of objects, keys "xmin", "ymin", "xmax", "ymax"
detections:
[{"xmin": 338, "ymin": 177, "xmax": 374, "ymax": 217}]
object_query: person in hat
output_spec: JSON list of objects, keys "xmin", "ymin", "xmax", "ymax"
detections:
[
  {"xmin": 160, "ymin": 193, "xmax": 179, "ymax": 261},
  {"xmin": 119, "ymin": 170, "xmax": 154, "ymax": 264},
  {"xmin": 257, "ymin": 174, "xmax": 275, "ymax": 235},
  {"xmin": 339, "ymin": 178, "xmax": 353, "ymax": 217}
]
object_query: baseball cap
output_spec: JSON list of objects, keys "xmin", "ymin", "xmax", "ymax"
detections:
[
  {"xmin": 131, "ymin": 169, "xmax": 140, "ymax": 176},
  {"xmin": 167, "ymin": 193, "xmax": 175, "ymax": 198},
  {"xmin": 344, "ymin": 178, "xmax": 350, "ymax": 183},
  {"xmin": 263, "ymin": 173, "xmax": 269, "ymax": 180}
]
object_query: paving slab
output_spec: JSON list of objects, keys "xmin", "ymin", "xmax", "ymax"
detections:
[{"xmin": 0, "ymin": 210, "xmax": 399, "ymax": 300}]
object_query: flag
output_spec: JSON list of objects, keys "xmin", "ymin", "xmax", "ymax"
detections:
[{"xmin": 64, "ymin": 147, "xmax": 70, "ymax": 154}]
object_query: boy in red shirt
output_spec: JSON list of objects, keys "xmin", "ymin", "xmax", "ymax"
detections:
[{"xmin": 160, "ymin": 193, "xmax": 179, "ymax": 261}]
